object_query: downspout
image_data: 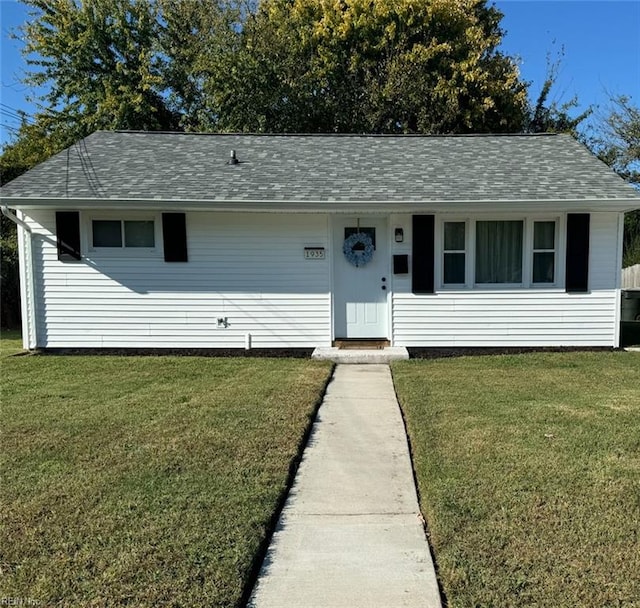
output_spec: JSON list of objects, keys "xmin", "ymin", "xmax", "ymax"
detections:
[
  {"xmin": 1, "ymin": 205, "xmax": 37, "ymax": 349},
  {"xmin": 614, "ymin": 212, "xmax": 625, "ymax": 349}
]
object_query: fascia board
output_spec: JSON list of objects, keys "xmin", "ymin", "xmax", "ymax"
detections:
[{"xmin": 2, "ymin": 196, "xmax": 639, "ymax": 213}]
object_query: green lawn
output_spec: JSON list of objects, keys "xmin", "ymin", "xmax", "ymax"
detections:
[
  {"xmin": 0, "ymin": 328, "xmax": 23, "ymax": 356},
  {"xmin": 393, "ymin": 352, "xmax": 640, "ymax": 608},
  {"xmin": 0, "ymin": 338, "xmax": 332, "ymax": 607}
]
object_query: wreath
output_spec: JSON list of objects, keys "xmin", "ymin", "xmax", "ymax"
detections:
[{"xmin": 343, "ymin": 232, "xmax": 374, "ymax": 267}]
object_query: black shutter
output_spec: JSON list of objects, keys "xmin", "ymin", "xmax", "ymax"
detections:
[
  {"xmin": 565, "ymin": 213, "xmax": 590, "ymax": 293},
  {"xmin": 162, "ymin": 213, "xmax": 188, "ymax": 262},
  {"xmin": 412, "ymin": 215, "xmax": 435, "ymax": 294},
  {"xmin": 56, "ymin": 211, "xmax": 81, "ymax": 261}
]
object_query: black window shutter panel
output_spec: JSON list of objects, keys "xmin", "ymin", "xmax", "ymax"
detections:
[
  {"xmin": 162, "ymin": 213, "xmax": 188, "ymax": 262},
  {"xmin": 565, "ymin": 213, "xmax": 590, "ymax": 293},
  {"xmin": 55, "ymin": 211, "xmax": 81, "ymax": 261},
  {"xmin": 412, "ymin": 215, "xmax": 435, "ymax": 294}
]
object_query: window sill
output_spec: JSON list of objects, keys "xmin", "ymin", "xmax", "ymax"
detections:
[{"xmin": 86, "ymin": 248, "xmax": 159, "ymax": 259}]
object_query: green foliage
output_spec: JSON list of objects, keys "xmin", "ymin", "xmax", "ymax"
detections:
[
  {"xmin": 623, "ymin": 210, "xmax": 640, "ymax": 268},
  {"xmin": 7, "ymin": 0, "xmax": 533, "ymax": 140},
  {"xmin": 159, "ymin": 0, "xmax": 246, "ymax": 131},
  {"xmin": 588, "ymin": 95, "xmax": 640, "ymax": 266},
  {"xmin": 592, "ymin": 95, "xmax": 640, "ymax": 186},
  {"xmin": 21, "ymin": 0, "xmax": 179, "ymax": 137},
  {"xmin": 0, "ymin": 118, "xmax": 76, "ymax": 328},
  {"xmin": 1, "ymin": 214, "xmax": 21, "ymax": 328},
  {"xmin": 200, "ymin": 0, "xmax": 528, "ymax": 133}
]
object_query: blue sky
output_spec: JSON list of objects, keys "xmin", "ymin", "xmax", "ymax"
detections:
[{"xmin": 1, "ymin": 0, "xmax": 639, "ymax": 147}]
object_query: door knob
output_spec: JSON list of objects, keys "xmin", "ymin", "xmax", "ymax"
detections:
[
  {"xmin": 381, "ymin": 277, "xmax": 386, "ymax": 282},
  {"xmin": 381, "ymin": 285, "xmax": 387, "ymax": 290}
]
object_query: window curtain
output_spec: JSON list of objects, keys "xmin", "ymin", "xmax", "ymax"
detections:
[{"xmin": 475, "ymin": 221, "xmax": 523, "ymax": 283}]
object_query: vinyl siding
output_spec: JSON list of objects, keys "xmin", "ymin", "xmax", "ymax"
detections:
[
  {"xmin": 26, "ymin": 210, "xmax": 331, "ymax": 348},
  {"xmin": 391, "ymin": 212, "xmax": 621, "ymax": 347},
  {"xmin": 23, "ymin": 208, "xmax": 622, "ymax": 349}
]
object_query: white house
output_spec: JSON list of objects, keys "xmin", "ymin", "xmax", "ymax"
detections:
[{"xmin": 1, "ymin": 132, "xmax": 639, "ymax": 352}]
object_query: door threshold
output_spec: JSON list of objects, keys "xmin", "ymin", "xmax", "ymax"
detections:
[{"xmin": 333, "ymin": 339, "xmax": 390, "ymax": 350}]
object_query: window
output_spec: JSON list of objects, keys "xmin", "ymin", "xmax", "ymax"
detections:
[
  {"xmin": 92, "ymin": 220, "xmax": 155, "ymax": 249},
  {"xmin": 532, "ymin": 221, "xmax": 556, "ymax": 283},
  {"xmin": 443, "ymin": 221, "xmax": 466, "ymax": 284},
  {"xmin": 344, "ymin": 227, "xmax": 376, "ymax": 249},
  {"xmin": 438, "ymin": 217, "xmax": 559, "ymax": 289},
  {"xmin": 475, "ymin": 220, "xmax": 523, "ymax": 284}
]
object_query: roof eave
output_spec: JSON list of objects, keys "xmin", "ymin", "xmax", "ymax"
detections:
[{"xmin": 1, "ymin": 196, "xmax": 638, "ymax": 213}]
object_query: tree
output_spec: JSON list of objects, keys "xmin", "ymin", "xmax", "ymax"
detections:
[
  {"xmin": 524, "ymin": 53, "xmax": 591, "ymax": 135},
  {"xmin": 0, "ymin": 115, "xmax": 79, "ymax": 328},
  {"xmin": 190, "ymin": 0, "xmax": 529, "ymax": 133},
  {"xmin": 13, "ymin": 0, "xmax": 530, "ymax": 136},
  {"xmin": 589, "ymin": 95, "xmax": 640, "ymax": 267},
  {"xmin": 20, "ymin": 0, "xmax": 179, "ymax": 138},
  {"xmin": 0, "ymin": 212, "xmax": 21, "ymax": 328},
  {"xmin": 158, "ymin": 0, "xmax": 247, "ymax": 131},
  {"xmin": 592, "ymin": 95, "xmax": 640, "ymax": 186}
]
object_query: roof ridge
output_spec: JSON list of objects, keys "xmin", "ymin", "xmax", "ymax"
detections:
[{"xmin": 107, "ymin": 130, "xmax": 561, "ymax": 138}]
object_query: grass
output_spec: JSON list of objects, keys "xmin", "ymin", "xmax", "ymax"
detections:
[
  {"xmin": 0, "ymin": 328, "xmax": 23, "ymax": 356},
  {"xmin": 393, "ymin": 352, "xmax": 640, "ymax": 608},
  {"xmin": 0, "ymin": 337, "xmax": 332, "ymax": 607}
]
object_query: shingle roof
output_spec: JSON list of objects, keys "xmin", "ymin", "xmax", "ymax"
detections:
[{"xmin": 1, "ymin": 131, "xmax": 639, "ymax": 205}]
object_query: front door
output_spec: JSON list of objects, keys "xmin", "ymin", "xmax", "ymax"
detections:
[{"xmin": 333, "ymin": 217, "xmax": 389, "ymax": 339}]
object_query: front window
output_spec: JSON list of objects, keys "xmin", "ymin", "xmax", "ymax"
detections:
[
  {"xmin": 443, "ymin": 221, "xmax": 466, "ymax": 284},
  {"xmin": 92, "ymin": 220, "xmax": 155, "ymax": 249},
  {"xmin": 475, "ymin": 220, "xmax": 524, "ymax": 284},
  {"xmin": 532, "ymin": 221, "xmax": 556, "ymax": 283}
]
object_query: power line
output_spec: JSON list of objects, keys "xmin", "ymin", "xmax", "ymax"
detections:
[{"xmin": 0, "ymin": 103, "xmax": 35, "ymax": 125}]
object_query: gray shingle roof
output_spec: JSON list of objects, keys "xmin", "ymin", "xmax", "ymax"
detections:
[{"xmin": 1, "ymin": 131, "xmax": 639, "ymax": 205}]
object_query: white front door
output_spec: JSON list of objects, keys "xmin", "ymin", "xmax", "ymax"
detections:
[{"xmin": 333, "ymin": 217, "xmax": 389, "ymax": 339}]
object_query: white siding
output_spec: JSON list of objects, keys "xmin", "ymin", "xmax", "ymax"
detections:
[
  {"xmin": 26, "ymin": 211, "xmax": 331, "ymax": 348},
  {"xmin": 391, "ymin": 212, "xmax": 622, "ymax": 347},
  {"xmin": 23, "ymin": 208, "xmax": 623, "ymax": 349}
]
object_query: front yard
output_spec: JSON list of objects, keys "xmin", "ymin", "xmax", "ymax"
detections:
[
  {"xmin": 393, "ymin": 352, "xmax": 640, "ymax": 608},
  {"xmin": 3, "ymin": 331, "xmax": 639, "ymax": 607},
  {"xmin": 0, "ymin": 335, "xmax": 332, "ymax": 607}
]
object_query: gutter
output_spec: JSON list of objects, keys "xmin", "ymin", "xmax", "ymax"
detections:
[
  {"xmin": 1, "ymin": 205, "xmax": 32, "ymax": 233},
  {"xmin": 1, "ymin": 204, "xmax": 36, "ymax": 349},
  {"xmin": 2, "ymin": 197, "xmax": 638, "ymax": 213}
]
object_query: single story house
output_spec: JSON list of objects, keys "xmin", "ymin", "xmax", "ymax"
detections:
[{"xmin": 1, "ymin": 131, "xmax": 639, "ymax": 352}]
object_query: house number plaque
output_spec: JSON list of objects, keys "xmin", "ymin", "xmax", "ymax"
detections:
[{"xmin": 304, "ymin": 247, "xmax": 326, "ymax": 260}]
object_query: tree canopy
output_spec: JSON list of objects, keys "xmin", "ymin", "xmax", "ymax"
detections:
[
  {"xmin": 22, "ymin": 0, "xmax": 178, "ymax": 136},
  {"xmin": 589, "ymin": 95, "xmax": 640, "ymax": 267},
  {"xmin": 7, "ymin": 0, "xmax": 532, "ymax": 142},
  {"xmin": 201, "ymin": 0, "xmax": 529, "ymax": 133}
]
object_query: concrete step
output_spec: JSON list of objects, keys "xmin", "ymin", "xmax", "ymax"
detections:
[{"xmin": 312, "ymin": 346, "xmax": 409, "ymax": 364}]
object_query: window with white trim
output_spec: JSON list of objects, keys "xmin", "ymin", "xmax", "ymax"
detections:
[
  {"xmin": 443, "ymin": 221, "xmax": 466, "ymax": 285},
  {"xmin": 90, "ymin": 219, "xmax": 156, "ymax": 250},
  {"xmin": 439, "ymin": 218, "xmax": 559, "ymax": 288},
  {"xmin": 532, "ymin": 221, "xmax": 556, "ymax": 284}
]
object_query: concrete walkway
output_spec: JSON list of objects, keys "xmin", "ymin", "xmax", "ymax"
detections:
[{"xmin": 248, "ymin": 364, "xmax": 442, "ymax": 608}]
